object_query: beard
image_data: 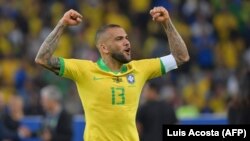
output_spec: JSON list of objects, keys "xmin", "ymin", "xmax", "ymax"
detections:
[{"xmin": 111, "ymin": 52, "xmax": 131, "ymax": 64}]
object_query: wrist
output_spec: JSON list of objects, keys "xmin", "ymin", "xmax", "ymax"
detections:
[
  {"xmin": 58, "ymin": 19, "xmax": 67, "ymax": 27},
  {"xmin": 161, "ymin": 18, "xmax": 172, "ymax": 27}
]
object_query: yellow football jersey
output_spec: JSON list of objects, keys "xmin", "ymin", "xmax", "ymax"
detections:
[{"xmin": 59, "ymin": 57, "xmax": 166, "ymax": 141}]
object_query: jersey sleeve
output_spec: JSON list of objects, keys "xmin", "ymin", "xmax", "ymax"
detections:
[
  {"xmin": 133, "ymin": 55, "xmax": 178, "ymax": 80},
  {"xmin": 58, "ymin": 57, "xmax": 86, "ymax": 81},
  {"xmin": 133, "ymin": 58, "xmax": 164, "ymax": 80}
]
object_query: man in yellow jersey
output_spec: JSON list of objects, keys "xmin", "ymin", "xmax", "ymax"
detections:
[{"xmin": 35, "ymin": 6, "xmax": 189, "ymax": 141}]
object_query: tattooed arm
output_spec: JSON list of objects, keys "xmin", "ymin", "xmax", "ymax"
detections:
[
  {"xmin": 150, "ymin": 7, "xmax": 189, "ymax": 66},
  {"xmin": 35, "ymin": 22, "xmax": 65, "ymax": 74},
  {"xmin": 162, "ymin": 19, "xmax": 189, "ymax": 66},
  {"xmin": 35, "ymin": 9, "xmax": 82, "ymax": 74}
]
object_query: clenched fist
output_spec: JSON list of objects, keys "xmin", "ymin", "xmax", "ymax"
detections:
[
  {"xmin": 150, "ymin": 6, "xmax": 170, "ymax": 23},
  {"xmin": 60, "ymin": 9, "xmax": 83, "ymax": 26}
]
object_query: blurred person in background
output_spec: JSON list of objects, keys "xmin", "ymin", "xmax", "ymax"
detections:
[
  {"xmin": 0, "ymin": 91, "xmax": 6, "ymax": 117},
  {"xmin": 227, "ymin": 67, "xmax": 250, "ymax": 124},
  {"xmin": 0, "ymin": 91, "xmax": 5, "ymax": 140},
  {"xmin": 34, "ymin": 6, "xmax": 189, "ymax": 141},
  {"xmin": 1, "ymin": 95, "xmax": 32, "ymax": 141},
  {"xmin": 136, "ymin": 80, "xmax": 178, "ymax": 141},
  {"xmin": 39, "ymin": 85, "xmax": 73, "ymax": 141}
]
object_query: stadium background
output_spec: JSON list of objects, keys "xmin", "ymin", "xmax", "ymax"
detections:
[{"xmin": 0, "ymin": 0, "xmax": 249, "ymax": 140}]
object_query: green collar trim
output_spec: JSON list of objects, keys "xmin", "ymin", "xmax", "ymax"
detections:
[{"xmin": 97, "ymin": 58, "xmax": 127, "ymax": 74}]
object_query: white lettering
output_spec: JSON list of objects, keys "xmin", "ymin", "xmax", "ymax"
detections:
[
  {"xmin": 167, "ymin": 129, "xmax": 186, "ymax": 136},
  {"xmin": 188, "ymin": 129, "xmax": 219, "ymax": 136}
]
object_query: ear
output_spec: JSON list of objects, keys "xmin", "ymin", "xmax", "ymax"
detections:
[{"xmin": 100, "ymin": 44, "xmax": 109, "ymax": 54}]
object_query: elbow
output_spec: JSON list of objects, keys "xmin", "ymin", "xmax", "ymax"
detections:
[
  {"xmin": 176, "ymin": 54, "xmax": 190, "ymax": 65},
  {"xmin": 35, "ymin": 57, "xmax": 45, "ymax": 66},
  {"xmin": 182, "ymin": 54, "xmax": 190, "ymax": 63},
  {"xmin": 35, "ymin": 57, "xmax": 40, "ymax": 64}
]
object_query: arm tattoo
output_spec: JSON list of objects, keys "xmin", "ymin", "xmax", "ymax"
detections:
[
  {"xmin": 48, "ymin": 57, "xmax": 60, "ymax": 69},
  {"xmin": 35, "ymin": 22, "xmax": 65, "ymax": 74},
  {"xmin": 162, "ymin": 20, "xmax": 189, "ymax": 65}
]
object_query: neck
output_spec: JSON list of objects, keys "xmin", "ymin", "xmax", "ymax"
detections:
[{"xmin": 102, "ymin": 56, "xmax": 123, "ymax": 72}]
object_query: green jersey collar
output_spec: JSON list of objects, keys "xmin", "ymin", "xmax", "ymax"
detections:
[{"xmin": 97, "ymin": 58, "xmax": 127, "ymax": 74}]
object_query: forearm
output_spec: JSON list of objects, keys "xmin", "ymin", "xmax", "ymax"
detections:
[
  {"xmin": 35, "ymin": 21, "xmax": 66, "ymax": 74},
  {"xmin": 162, "ymin": 19, "xmax": 189, "ymax": 65}
]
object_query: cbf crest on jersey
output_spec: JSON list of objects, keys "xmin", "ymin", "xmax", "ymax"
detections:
[{"xmin": 126, "ymin": 74, "xmax": 135, "ymax": 84}]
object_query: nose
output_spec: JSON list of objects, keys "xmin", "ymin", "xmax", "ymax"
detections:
[{"xmin": 123, "ymin": 38, "xmax": 130, "ymax": 47}]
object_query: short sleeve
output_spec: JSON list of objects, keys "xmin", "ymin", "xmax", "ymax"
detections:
[
  {"xmin": 58, "ymin": 57, "xmax": 86, "ymax": 81},
  {"xmin": 132, "ymin": 58, "xmax": 164, "ymax": 80}
]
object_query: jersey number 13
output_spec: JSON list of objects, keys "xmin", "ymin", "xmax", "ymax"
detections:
[{"xmin": 111, "ymin": 87, "xmax": 125, "ymax": 105}]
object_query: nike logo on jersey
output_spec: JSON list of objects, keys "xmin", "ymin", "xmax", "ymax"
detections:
[{"xmin": 93, "ymin": 76, "xmax": 104, "ymax": 80}]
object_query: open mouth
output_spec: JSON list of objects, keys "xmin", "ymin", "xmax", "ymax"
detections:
[{"xmin": 124, "ymin": 48, "xmax": 131, "ymax": 55}]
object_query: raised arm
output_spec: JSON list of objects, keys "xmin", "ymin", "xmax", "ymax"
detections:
[
  {"xmin": 150, "ymin": 7, "xmax": 189, "ymax": 66},
  {"xmin": 35, "ymin": 9, "xmax": 82, "ymax": 74}
]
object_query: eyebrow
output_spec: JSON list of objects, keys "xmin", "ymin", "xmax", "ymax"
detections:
[{"xmin": 114, "ymin": 35, "xmax": 128, "ymax": 39}]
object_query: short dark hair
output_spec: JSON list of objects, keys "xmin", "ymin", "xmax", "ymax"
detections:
[{"xmin": 95, "ymin": 24, "xmax": 121, "ymax": 45}]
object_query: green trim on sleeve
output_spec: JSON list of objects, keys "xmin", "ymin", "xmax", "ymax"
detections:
[
  {"xmin": 58, "ymin": 57, "xmax": 65, "ymax": 76},
  {"xmin": 160, "ymin": 59, "xmax": 166, "ymax": 75}
]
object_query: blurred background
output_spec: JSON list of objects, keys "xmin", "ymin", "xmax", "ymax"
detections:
[{"xmin": 0, "ymin": 0, "xmax": 249, "ymax": 140}]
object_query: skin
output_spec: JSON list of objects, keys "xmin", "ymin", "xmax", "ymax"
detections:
[
  {"xmin": 35, "ymin": 9, "xmax": 82, "ymax": 75},
  {"xmin": 35, "ymin": 7, "xmax": 189, "ymax": 74},
  {"xmin": 41, "ymin": 93, "xmax": 61, "ymax": 116},
  {"xmin": 150, "ymin": 7, "xmax": 189, "ymax": 65},
  {"xmin": 97, "ymin": 27, "xmax": 131, "ymax": 72}
]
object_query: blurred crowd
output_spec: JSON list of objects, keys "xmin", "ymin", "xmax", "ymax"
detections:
[{"xmin": 0, "ymin": 0, "xmax": 250, "ymax": 121}]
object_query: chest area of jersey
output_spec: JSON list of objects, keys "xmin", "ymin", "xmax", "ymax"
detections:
[{"xmin": 83, "ymin": 73, "xmax": 143, "ymax": 106}]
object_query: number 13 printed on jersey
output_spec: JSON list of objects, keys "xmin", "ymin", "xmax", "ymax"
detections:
[{"xmin": 111, "ymin": 87, "xmax": 125, "ymax": 105}]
